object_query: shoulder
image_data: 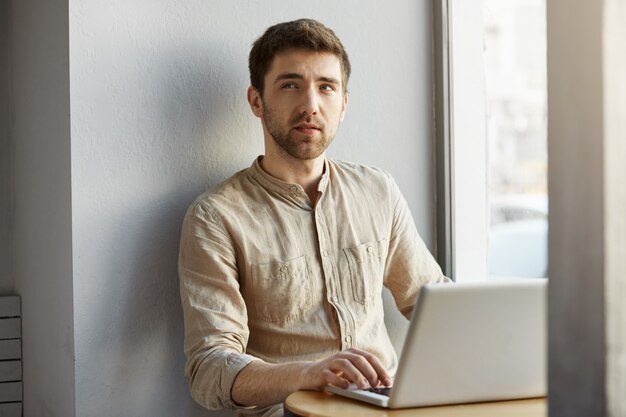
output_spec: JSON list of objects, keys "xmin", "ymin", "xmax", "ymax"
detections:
[
  {"xmin": 185, "ymin": 168, "xmax": 251, "ymax": 222},
  {"xmin": 328, "ymin": 159, "xmax": 397, "ymax": 191},
  {"xmin": 329, "ymin": 159, "xmax": 393, "ymax": 181},
  {"xmin": 327, "ymin": 160, "xmax": 406, "ymax": 211}
]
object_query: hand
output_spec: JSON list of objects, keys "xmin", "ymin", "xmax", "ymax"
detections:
[{"xmin": 302, "ymin": 348, "xmax": 392, "ymax": 390}]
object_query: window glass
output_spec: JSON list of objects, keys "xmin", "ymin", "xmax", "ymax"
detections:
[{"xmin": 483, "ymin": 0, "xmax": 548, "ymax": 278}]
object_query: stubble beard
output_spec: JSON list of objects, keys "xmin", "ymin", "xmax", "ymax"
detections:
[{"xmin": 262, "ymin": 106, "xmax": 336, "ymax": 161}]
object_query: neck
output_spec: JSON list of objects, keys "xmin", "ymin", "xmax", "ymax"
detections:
[{"xmin": 260, "ymin": 151, "xmax": 325, "ymax": 204}]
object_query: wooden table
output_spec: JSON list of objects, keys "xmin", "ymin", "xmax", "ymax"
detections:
[{"xmin": 284, "ymin": 391, "xmax": 547, "ymax": 417}]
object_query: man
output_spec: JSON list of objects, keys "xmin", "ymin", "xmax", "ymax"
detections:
[{"xmin": 179, "ymin": 19, "xmax": 448, "ymax": 417}]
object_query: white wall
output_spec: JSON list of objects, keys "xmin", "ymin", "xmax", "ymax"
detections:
[
  {"xmin": 10, "ymin": 0, "xmax": 76, "ymax": 415},
  {"xmin": 69, "ymin": 2, "xmax": 435, "ymax": 416}
]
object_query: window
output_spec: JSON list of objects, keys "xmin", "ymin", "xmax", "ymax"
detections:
[{"xmin": 435, "ymin": 0, "xmax": 548, "ymax": 281}]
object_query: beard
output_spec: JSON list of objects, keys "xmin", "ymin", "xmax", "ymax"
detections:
[{"xmin": 262, "ymin": 106, "xmax": 337, "ymax": 160}]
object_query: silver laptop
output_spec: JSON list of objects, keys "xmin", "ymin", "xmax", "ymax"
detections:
[{"xmin": 325, "ymin": 279, "xmax": 547, "ymax": 408}]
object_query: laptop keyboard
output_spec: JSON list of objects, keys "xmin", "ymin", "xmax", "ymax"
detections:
[{"xmin": 366, "ymin": 387, "xmax": 392, "ymax": 397}]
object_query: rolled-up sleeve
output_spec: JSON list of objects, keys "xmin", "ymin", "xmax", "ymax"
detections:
[{"xmin": 178, "ymin": 199, "xmax": 259, "ymax": 410}]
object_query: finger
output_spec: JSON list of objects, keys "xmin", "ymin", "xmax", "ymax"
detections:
[
  {"xmin": 341, "ymin": 352, "xmax": 380, "ymax": 387},
  {"xmin": 328, "ymin": 358, "xmax": 371, "ymax": 389},
  {"xmin": 321, "ymin": 369, "xmax": 350, "ymax": 389},
  {"xmin": 346, "ymin": 348, "xmax": 393, "ymax": 387}
]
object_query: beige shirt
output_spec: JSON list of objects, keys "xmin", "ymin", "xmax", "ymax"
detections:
[{"xmin": 178, "ymin": 157, "xmax": 447, "ymax": 415}]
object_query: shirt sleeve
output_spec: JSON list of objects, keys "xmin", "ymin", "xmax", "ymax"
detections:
[
  {"xmin": 382, "ymin": 175, "xmax": 452, "ymax": 320},
  {"xmin": 178, "ymin": 198, "xmax": 259, "ymax": 410}
]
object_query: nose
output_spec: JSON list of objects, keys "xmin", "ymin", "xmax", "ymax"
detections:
[{"xmin": 298, "ymin": 86, "xmax": 319, "ymax": 116}]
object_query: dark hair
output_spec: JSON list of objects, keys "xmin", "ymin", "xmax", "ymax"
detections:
[{"xmin": 249, "ymin": 19, "xmax": 351, "ymax": 95}]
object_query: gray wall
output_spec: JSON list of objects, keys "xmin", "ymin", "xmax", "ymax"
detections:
[
  {"xmin": 0, "ymin": 0, "xmax": 12, "ymax": 292},
  {"xmin": 7, "ymin": 1, "xmax": 436, "ymax": 415},
  {"xmin": 547, "ymin": 1, "xmax": 606, "ymax": 409},
  {"xmin": 10, "ymin": 0, "xmax": 75, "ymax": 415},
  {"xmin": 547, "ymin": 0, "xmax": 626, "ymax": 415}
]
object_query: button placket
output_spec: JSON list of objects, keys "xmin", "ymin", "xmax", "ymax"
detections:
[{"xmin": 315, "ymin": 202, "xmax": 353, "ymax": 350}]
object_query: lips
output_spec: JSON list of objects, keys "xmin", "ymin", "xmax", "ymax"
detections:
[
  {"xmin": 295, "ymin": 123, "xmax": 320, "ymax": 130},
  {"xmin": 293, "ymin": 122, "xmax": 321, "ymax": 135}
]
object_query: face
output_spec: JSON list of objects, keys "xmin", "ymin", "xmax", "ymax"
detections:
[{"xmin": 248, "ymin": 49, "xmax": 348, "ymax": 161}]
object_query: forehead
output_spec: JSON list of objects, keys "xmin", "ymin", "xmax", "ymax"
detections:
[{"xmin": 265, "ymin": 49, "xmax": 343, "ymax": 81}]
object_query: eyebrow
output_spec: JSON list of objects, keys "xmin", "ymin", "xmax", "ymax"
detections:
[{"xmin": 273, "ymin": 73, "xmax": 341, "ymax": 86}]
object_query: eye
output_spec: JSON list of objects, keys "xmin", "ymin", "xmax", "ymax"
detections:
[
  {"xmin": 281, "ymin": 82, "xmax": 298, "ymax": 89},
  {"xmin": 320, "ymin": 84, "xmax": 336, "ymax": 92}
]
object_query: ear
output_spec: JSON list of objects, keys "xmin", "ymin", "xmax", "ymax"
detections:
[
  {"xmin": 339, "ymin": 92, "xmax": 348, "ymax": 122},
  {"xmin": 247, "ymin": 86, "xmax": 264, "ymax": 118}
]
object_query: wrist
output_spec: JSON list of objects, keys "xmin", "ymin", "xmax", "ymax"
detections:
[{"xmin": 294, "ymin": 361, "xmax": 315, "ymax": 391}]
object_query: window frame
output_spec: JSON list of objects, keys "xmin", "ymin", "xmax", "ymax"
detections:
[
  {"xmin": 434, "ymin": 0, "xmax": 547, "ymax": 282},
  {"xmin": 433, "ymin": 0, "xmax": 455, "ymax": 279}
]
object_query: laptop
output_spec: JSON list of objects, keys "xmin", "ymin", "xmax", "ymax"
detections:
[{"xmin": 324, "ymin": 279, "xmax": 547, "ymax": 408}]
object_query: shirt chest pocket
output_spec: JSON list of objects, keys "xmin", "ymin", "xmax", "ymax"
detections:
[
  {"xmin": 343, "ymin": 239, "xmax": 387, "ymax": 305},
  {"xmin": 251, "ymin": 255, "xmax": 313, "ymax": 324}
]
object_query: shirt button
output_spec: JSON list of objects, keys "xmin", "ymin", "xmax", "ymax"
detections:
[
  {"xmin": 322, "ymin": 250, "xmax": 329, "ymax": 257},
  {"xmin": 280, "ymin": 266, "xmax": 288, "ymax": 272},
  {"xmin": 332, "ymin": 296, "xmax": 338, "ymax": 303},
  {"xmin": 367, "ymin": 246, "xmax": 374, "ymax": 254},
  {"xmin": 289, "ymin": 186, "xmax": 298, "ymax": 192},
  {"xmin": 345, "ymin": 335, "xmax": 352, "ymax": 343}
]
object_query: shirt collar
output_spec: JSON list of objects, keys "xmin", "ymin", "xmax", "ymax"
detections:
[
  {"xmin": 318, "ymin": 161, "xmax": 330, "ymax": 193},
  {"xmin": 248, "ymin": 156, "xmax": 331, "ymax": 196}
]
